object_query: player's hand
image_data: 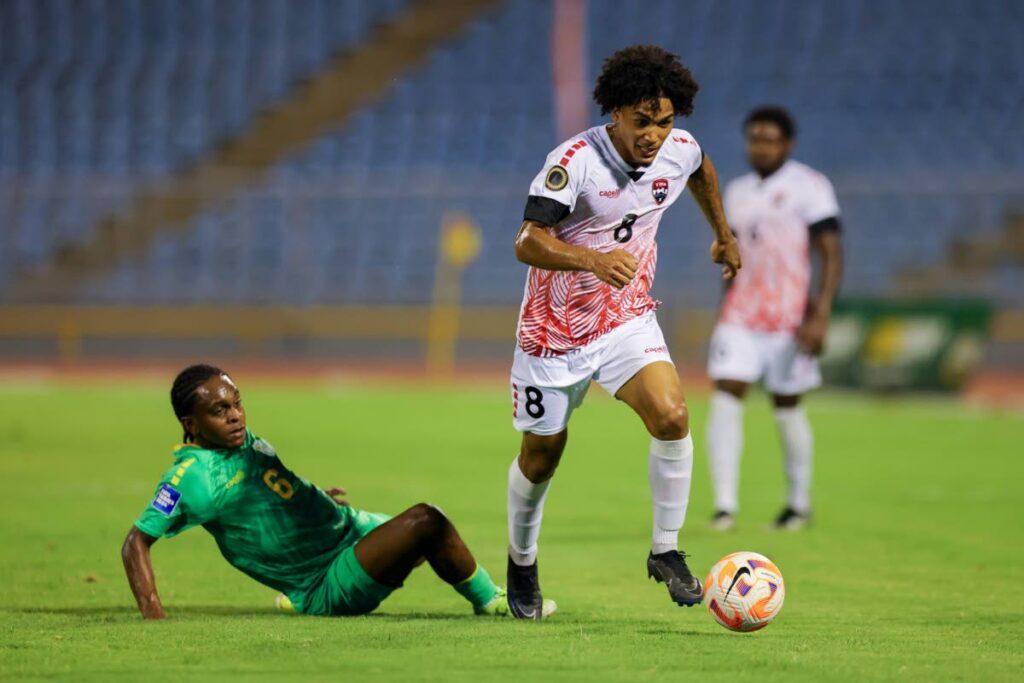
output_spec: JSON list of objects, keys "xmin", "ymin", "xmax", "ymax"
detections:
[
  {"xmin": 324, "ymin": 487, "xmax": 349, "ymax": 506},
  {"xmin": 589, "ymin": 249, "xmax": 638, "ymax": 289},
  {"xmin": 796, "ymin": 315, "xmax": 828, "ymax": 356},
  {"xmin": 710, "ymin": 237, "xmax": 741, "ymax": 280}
]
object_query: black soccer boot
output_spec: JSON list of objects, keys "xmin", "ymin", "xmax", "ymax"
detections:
[
  {"xmin": 773, "ymin": 506, "xmax": 811, "ymax": 530},
  {"xmin": 507, "ymin": 556, "xmax": 544, "ymax": 620},
  {"xmin": 647, "ymin": 550, "xmax": 704, "ymax": 607},
  {"xmin": 708, "ymin": 510, "xmax": 736, "ymax": 531}
]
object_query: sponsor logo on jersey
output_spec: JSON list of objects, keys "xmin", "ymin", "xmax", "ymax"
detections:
[
  {"xmin": 253, "ymin": 438, "xmax": 276, "ymax": 457},
  {"xmin": 644, "ymin": 345, "xmax": 669, "ymax": 354},
  {"xmin": 225, "ymin": 469, "xmax": 245, "ymax": 489},
  {"xmin": 545, "ymin": 165, "xmax": 569, "ymax": 192},
  {"xmin": 599, "ymin": 189, "xmax": 621, "ymax": 198},
  {"xmin": 652, "ymin": 178, "xmax": 669, "ymax": 204},
  {"xmin": 151, "ymin": 483, "xmax": 181, "ymax": 516}
]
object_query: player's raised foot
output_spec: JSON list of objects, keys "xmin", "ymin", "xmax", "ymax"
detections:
[
  {"xmin": 773, "ymin": 506, "xmax": 811, "ymax": 531},
  {"xmin": 647, "ymin": 550, "xmax": 704, "ymax": 607},
  {"xmin": 475, "ymin": 586, "xmax": 557, "ymax": 619},
  {"xmin": 507, "ymin": 556, "xmax": 544, "ymax": 620},
  {"xmin": 708, "ymin": 510, "xmax": 736, "ymax": 531},
  {"xmin": 274, "ymin": 593, "xmax": 296, "ymax": 612}
]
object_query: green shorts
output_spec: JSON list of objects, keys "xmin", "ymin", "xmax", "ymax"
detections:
[{"xmin": 295, "ymin": 509, "xmax": 394, "ymax": 616}]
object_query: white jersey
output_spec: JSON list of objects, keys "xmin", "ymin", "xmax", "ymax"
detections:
[
  {"xmin": 720, "ymin": 159, "xmax": 840, "ymax": 333},
  {"xmin": 518, "ymin": 124, "xmax": 704, "ymax": 356}
]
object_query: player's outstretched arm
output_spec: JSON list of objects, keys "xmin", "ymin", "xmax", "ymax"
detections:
[
  {"xmin": 514, "ymin": 220, "xmax": 638, "ymax": 288},
  {"xmin": 688, "ymin": 154, "xmax": 741, "ymax": 280},
  {"xmin": 121, "ymin": 527, "xmax": 166, "ymax": 619}
]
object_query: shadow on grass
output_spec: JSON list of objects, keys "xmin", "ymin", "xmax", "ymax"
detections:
[{"xmin": 637, "ymin": 628, "xmax": 735, "ymax": 638}]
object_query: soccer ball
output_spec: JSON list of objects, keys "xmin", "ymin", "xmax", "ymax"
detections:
[{"xmin": 704, "ymin": 551, "xmax": 785, "ymax": 632}]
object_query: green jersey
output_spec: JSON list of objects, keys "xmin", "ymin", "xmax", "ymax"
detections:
[{"xmin": 135, "ymin": 431, "xmax": 358, "ymax": 597}]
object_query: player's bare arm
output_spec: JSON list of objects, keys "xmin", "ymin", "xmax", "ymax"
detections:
[
  {"xmin": 121, "ymin": 527, "xmax": 165, "ymax": 619},
  {"xmin": 323, "ymin": 486, "xmax": 349, "ymax": 506},
  {"xmin": 514, "ymin": 220, "xmax": 638, "ymax": 289},
  {"xmin": 797, "ymin": 229, "xmax": 844, "ymax": 354},
  {"xmin": 688, "ymin": 154, "xmax": 741, "ymax": 279}
]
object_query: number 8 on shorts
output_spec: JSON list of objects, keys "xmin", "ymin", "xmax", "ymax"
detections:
[{"xmin": 511, "ymin": 380, "xmax": 589, "ymax": 436}]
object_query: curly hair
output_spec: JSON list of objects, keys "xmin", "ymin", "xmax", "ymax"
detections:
[
  {"xmin": 744, "ymin": 106, "xmax": 796, "ymax": 140},
  {"xmin": 170, "ymin": 363, "xmax": 227, "ymax": 441},
  {"xmin": 593, "ymin": 45, "xmax": 699, "ymax": 117}
]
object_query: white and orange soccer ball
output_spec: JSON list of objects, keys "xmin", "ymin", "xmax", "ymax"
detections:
[{"xmin": 704, "ymin": 551, "xmax": 785, "ymax": 632}]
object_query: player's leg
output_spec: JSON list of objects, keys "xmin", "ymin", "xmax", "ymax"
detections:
[
  {"xmin": 593, "ymin": 315, "xmax": 701, "ymax": 605},
  {"xmin": 352, "ymin": 503, "xmax": 517, "ymax": 615},
  {"xmin": 508, "ymin": 355, "xmax": 590, "ymax": 619},
  {"xmin": 770, "ymin": 393, "xmax": 813, "ymax": 529},
  {"xmin": 613, "ymin": 359, "xmax": 703, "ymax": 606},
  {"xmin": 706, "ymin": 379, "xmax": 748, "ymax": 530},
  {"xmin": 705, "ymin": 324, "xmax": 764, "ymax": 529},
  {"xmin": 765, "ymin": 335, "xmax": 821, "ymax": 529},
  {"xmin": 509, "ymin": 428, "xmax": 565, "ymax": 567},
  {"xmin": 506, "ymin": 429, "xmax": 567, "ymax": 619},
  {"xmin": 613, "ymin": 359, "xmax": 692, "ymax": 549}
]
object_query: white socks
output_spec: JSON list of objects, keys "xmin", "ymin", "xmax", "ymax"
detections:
[
  {"xmin": 649, "ymin": 434, "xmax": 694, "ymax": 555},
  {"xmin": 707, "ymin": 390, "xmax": 744, "ymax": 513},
  {"xmin": 774, "ymin": 406, "xmax": 813, "ymax": 513},
  {"xmin": 507, "ymin": 458, "xmax": 551, "ymax": 567}
]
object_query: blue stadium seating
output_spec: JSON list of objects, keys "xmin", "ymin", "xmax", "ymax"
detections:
[
  {"xmin": 0, "ymin": 0, "xmax": 408, "ymax": 286},
  {"xmin": 1, "ymin": 0, "xmax": 1022, "ymax": 305}
]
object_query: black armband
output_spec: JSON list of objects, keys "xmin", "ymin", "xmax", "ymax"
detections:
[
  {"xmin": 809, "ymin": 216, "xmax": 841, "ymax": 238},
  {"xmin": 524, "ymin": 195, "xmax": 570, "ymax": 226}
]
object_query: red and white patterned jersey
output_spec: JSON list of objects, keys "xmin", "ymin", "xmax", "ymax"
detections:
[
  {"xmin": 720, "ymin": 160, "xmax": 840, "ymax": 333},
  {"xmin": 516, "ymin": 125, "xmax": 704, "ymax": 356}
]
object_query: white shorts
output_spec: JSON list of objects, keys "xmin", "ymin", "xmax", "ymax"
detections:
[
  {"xmin": 707, "ymin": 323, "xmax": 821, "ymax": 396},
  {"xmin": 510, "ymin": 312, "xmax": 673, "ymax": 436}
]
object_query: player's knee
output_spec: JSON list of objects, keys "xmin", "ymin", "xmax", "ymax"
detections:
[
  {"xmin": 716, "ymin": 379, "xmax": 748, "ymax": 399},
  {"xmin": 772, "ymin": 394, "xmax": 800, "ymax": 409},
  {"xmin": 649, "ymin": 402, "xmax": 689, "ymax": 441},
  {"xmin": 408, "ymin": 503, "xmax": 447, "ymax": 537}
]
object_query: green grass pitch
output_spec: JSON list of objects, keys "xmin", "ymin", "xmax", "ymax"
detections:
[{"xmin": 1, "ymin": 378, "xmax": 1021, "ymax": 681}]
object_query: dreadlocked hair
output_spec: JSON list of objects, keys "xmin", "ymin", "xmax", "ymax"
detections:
[
  {"xmin": 170, "ymin": 364, "xmax": 226, "ymax": 442},
  {"xmin": 593, "ymin": 45, "xmax": 699, "ymax": 117}
]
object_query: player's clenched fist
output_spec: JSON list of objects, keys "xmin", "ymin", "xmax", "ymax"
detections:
[
  {"xmin": 710, "ymin": 237, "xmax": 742, "ymax": 280},
  {"xmin": 588, "ymin": 249, "xmax": 638, "ymax": 289}
]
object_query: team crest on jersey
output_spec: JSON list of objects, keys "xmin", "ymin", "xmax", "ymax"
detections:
[
  {"xmin": 253, "ymin": 438, "xmax": 276, "ymax": 457},
  {"xmin": 151, "ymin": 483, "xmax": 181, "ymax": 516},
  {"xmin": 545, "ymin": 165, "xmax": 569, "ymax": 192},
  {"xmin": 652, "ymin": 178, "xmax": 669, "ymax": 204}
]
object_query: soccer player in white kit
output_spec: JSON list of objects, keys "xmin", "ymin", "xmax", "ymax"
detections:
[
  {"xmin": 504, "ymin": 45, "xmax": 741, "ymax": 618},
  {"xmin": 706, "ymin": 106, "xmax": 844, "ymax": 532}
]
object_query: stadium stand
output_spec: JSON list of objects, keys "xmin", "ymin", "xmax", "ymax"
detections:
[
  {"xmin": 1, "ymin": 0, "xmax": 1022, "ymax": 307},
  {"xmin": 0, "ymin": 0, "xmax": 409, "ymax": 287}
]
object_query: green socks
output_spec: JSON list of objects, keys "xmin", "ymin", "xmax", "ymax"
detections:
[{"xmin": 454, "ymin": 565, "xmax": 498, "ymax": 609}]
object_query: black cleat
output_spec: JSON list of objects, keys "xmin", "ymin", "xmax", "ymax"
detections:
[
  {"xmin": 507, "ymin": 556, "xmax": 543, "ymax": 620},
  {"xmin": 708, "ymin": 510, "xmax": 736, "ymax": 531},
  {"xmin": 773, "ymin": 506, "xmax": 811, "ymax": 530},
  {"xmin": 647, "ymin": 550, "xmax": 704, "ymax": 607}
]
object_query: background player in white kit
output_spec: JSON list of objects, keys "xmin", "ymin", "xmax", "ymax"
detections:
[
  {"xmin": 504, "ymin": 45, "xmax": 741, "ymax": 619},
  {"xmin": 706, "ymin": 106, "xmax": 844, "ymax": 532}
]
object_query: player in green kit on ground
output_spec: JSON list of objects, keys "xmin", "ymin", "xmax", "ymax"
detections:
[{"xmin": 122, "ymin": 364, "xmax": 556, "ymax": 619}]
